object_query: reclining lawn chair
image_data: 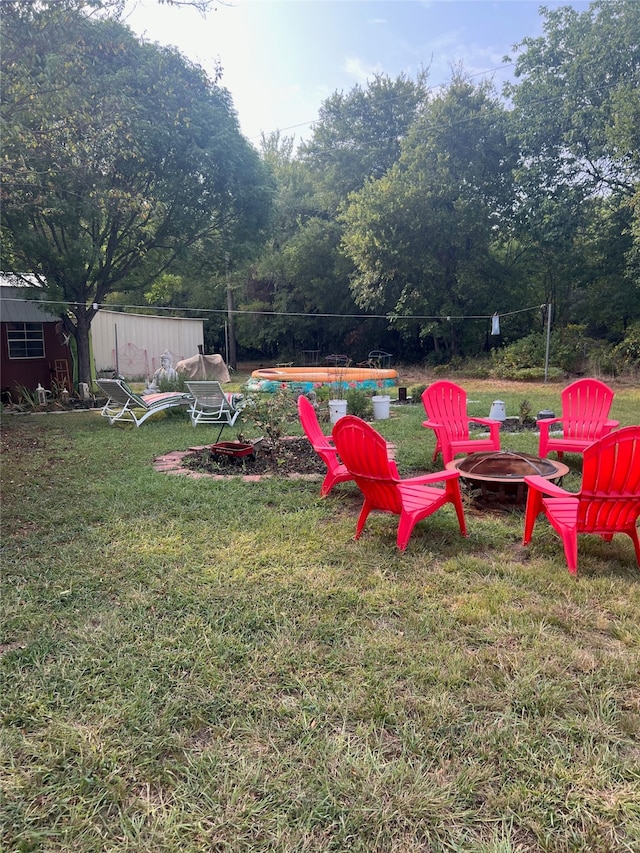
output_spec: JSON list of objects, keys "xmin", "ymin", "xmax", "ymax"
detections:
[
  {"xmin": 97, "ymin": 379, "xmax": 192, "ymax": 427},
  {"xmin": 185, "ymin": 381, "xmax": 244, "ymax": 441},
  {"xmin": 332, "ymin": 415, "xmax": 468, "ymax": 551}
]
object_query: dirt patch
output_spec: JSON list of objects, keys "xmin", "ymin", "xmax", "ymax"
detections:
[
  {"xmin": 184, "ymin": 436, "xmax": 326, "ymax": 476},
  {"xmin": 155, "ymin": 437, "xmax": 327, "ymax": 480}
]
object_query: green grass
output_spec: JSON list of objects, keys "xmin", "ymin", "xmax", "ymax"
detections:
[{"xmin": 1, "ymin": 378, "xmax": 639, "ymax": 852}]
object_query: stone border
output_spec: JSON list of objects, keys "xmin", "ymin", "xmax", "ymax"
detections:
[{"xmin": 153, "ymin": 445, "xmax": 322, "ymax": 483}]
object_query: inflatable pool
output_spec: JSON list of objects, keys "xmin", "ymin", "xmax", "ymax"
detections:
[{"xmin": 246, "ymin": 366, "xmax": 398, "ymax": 394}]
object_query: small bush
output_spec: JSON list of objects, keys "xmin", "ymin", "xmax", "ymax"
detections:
[
  {"xmin": 156, "ymin": 375, "xmax": 188, "ymax": 393},
  {"xmin": 240, "ymin": 387, "xmax": 298, "ymax": 445},
  {"xmin": 612, "ymin": 321, "xmax": 640, "ymax": 368},
  {"xmin": 519, "ymin": 399, "xmax": 532, "ymax": 423},
  {"xmin": 491, "ymin": 366, "xmax": 564, "ymax": 382},
  {"xmin": 346, "ymin": 388, "xmax": 372, "ymax": 418},
  {"xmin": 409, "ymin": 384, "xmax": 428, "ymax": 403}
]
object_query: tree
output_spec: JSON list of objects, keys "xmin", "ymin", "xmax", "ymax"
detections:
[
  {"xmin": 1, "ymin": 1, "xmax": 273, "ymax": 385},
  {"xmin": 506, "ymin": 0, "xmax": 640, "ymax": 200},
  {"xmin": 505, "ymin": 0, "xmax": 640, "ymax": 336},
  {"xmin": 300, "ymin": 71, "xmax": 430, "ymax": 212},
  {"xmin": 341, "ymin": 76, "xmax": 518, "ymax": 359},
  {"xmin": 237, "ymin": 74, "xmax": 431, "ymax": 359}
]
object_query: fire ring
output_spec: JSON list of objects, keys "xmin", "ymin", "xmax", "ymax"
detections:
[{"xmin": 446, "ymin": 451, "xmax": 570, "ymax": 505}]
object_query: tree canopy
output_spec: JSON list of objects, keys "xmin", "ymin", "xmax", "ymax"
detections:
[
  {"xmin": 2, "ymin": 0, "xmax": 639, "ymax": 378},
  {"xmin": 1, "ymin": 0, "xmax": 273, "ymax": 384}
]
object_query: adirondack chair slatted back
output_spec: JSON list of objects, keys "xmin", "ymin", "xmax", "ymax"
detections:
[
  {"xmin": 332, "ymin": 416, "xmax": 403, "ymax": 515},
  {"xmin": 423, "ymin": 381, "xmax": 470, "ymax": 442},
  {"xmin": 297, "ymin": 396, "xmax": 352, "ymax": 496},
  {"xmin": 561, "ymin": 379, "xmax": 616, "ymax": 441},
  {"xmin": 298, "ymin": 395, "xmax": 328, "ymax": 449},
  {"xmin": 333, "ymin": 415, "xmax": 467, "ymax": 550},
  {"xmin": 578, "ymin": 426, "xmax": 640, "ymax": 532},
  {"xmin": 524, "ymin": 425, "xmax": 640, "ymax": 573},
  {"xmin": 421, "ymin": 380, "xmax": 501, "ymax": 464}
]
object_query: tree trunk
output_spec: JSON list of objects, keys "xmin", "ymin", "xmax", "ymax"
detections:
[{"xmin": 73, "ymin": 309, "xmax": 93, "ymax": 389}]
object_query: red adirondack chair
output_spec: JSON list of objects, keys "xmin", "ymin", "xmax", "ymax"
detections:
[
  {"xmin": 421, "ymin": 380, "xmax": 501, "ymax": 465},
  {"xmin": 297, "ymin": 395, "xmax": 353, "ymax": 497},
  {"xmin": 332, "ymin": 415, "xmax": 467, "ymax": 550},
  {"xmin": 538, "ymin": 378, "xmax": 619, "ymax": 460},
  {"xmin": 523, "ymin": 425, "xmax": 640, "ymax": 575}
]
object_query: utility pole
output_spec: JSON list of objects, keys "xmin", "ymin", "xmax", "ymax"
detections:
[
  {"xmin": 225, "ymin": 253, "xmax": 236, "ymax": 370},
  {"xmin": 544, "ymin": 302, "xmax": 552, "ymax": 383}
]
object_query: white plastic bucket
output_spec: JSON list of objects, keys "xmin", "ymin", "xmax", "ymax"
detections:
[
  {"xmin": 329, "ymin": 399, "xmax": 347, "ymax": 424},
  {"xmin": 489, "ymin": 400, "xmax": 506, "ymax": 421},
  {"xmin": 372, "ymin": 395, "xmax": 391, "ymax": 420}
]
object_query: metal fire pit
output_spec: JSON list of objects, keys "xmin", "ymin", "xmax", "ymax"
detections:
[{"xmin": 446, "ymin": 451, "xmax": 570, "ymax": 505}]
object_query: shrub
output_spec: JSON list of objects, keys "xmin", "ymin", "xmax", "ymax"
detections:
[
  {"xmin": 156, "ymin": 375, "xmax": 188, "ymax": 393},
  {"xmin": 409, "ymin": 384, "xmax": 428, "ymax": 402},
  {"xmin": 240, "ymin": 387, "xmax": 298, "ymax": 445},
  {"xmin": 613, "ymin": 321, "xmax": 640, "ymax": 368},
  {"xmin": 346, "ymin": 388, "xmax": 372, "ymax": 419}
]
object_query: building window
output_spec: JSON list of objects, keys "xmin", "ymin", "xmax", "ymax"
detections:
[{"xmin": 7, "ymin": 322, "xmax": 45, "ymax": 359}]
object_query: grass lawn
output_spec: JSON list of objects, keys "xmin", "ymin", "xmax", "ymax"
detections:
[{"xmin": 1, "ymin": 373, "xmax": 639, "ymax": 852}]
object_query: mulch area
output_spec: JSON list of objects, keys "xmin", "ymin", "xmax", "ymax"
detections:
[{"xmin": 154, "ymin": 436, "xmax": 326, "ymax": 482}]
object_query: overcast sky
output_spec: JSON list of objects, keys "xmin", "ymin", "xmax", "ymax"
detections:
[{"xmin": 123, "ymin": 0, "xmax": 591, "ymax": 148}]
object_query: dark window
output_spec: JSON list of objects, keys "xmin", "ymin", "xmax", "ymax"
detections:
[{"xmin": 7, "ymin": 322, "xmax": 45, "ymax": 359}]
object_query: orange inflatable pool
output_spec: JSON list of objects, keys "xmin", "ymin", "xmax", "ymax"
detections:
[{"xmin": 247, "ymin": 366, "xmax": 397, "ymax": 392}]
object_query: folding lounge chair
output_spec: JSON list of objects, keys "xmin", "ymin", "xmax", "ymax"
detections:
[
  {"xmin": 97, "ymin": 379, "xmax": 191, "ymax": 427},
  {"xmin": 185, "ymin": 381, "xmax": 244, "ymax": 441}
]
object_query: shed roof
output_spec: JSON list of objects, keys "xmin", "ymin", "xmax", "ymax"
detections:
[{"xmin": 0, "ymin": 287, "xmax": 61, "ymax": 323}]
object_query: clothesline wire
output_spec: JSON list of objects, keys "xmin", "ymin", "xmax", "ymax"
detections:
[{"xmin": 3, "ymin": 295, "xmax": 547, "ymax": 322}]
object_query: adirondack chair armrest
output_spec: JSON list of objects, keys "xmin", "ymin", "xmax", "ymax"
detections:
[
  {"xmin": 523, "ymin": 475, "xmax": 572, "ymax": 498},
  {"xmin": 537, "ymin": 417, "xmax": 562, "ymax": 428},
  {"xmin": 469, "ymin": 416, "xmax": 502, "ymax": 435},
  {"xmin": 604, "ymin": 419, "xmax": 620, "ymax": 431},
  {"xmin": 403, "ymin": 469, "xmax": 460, "ymax": 486},
  {"xmin": 422, "ymin": 419, "xmax": 442, "ymax": 430}
]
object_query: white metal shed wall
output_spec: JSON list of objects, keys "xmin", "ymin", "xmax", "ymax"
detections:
[{"xmin": 92, "ymin": 310, "xmax": 204, "ymax": 379}]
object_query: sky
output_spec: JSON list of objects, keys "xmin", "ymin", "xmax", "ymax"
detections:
[{"xmin": 123, "ymin": 0, "xmax": 592, "ymax": 148}]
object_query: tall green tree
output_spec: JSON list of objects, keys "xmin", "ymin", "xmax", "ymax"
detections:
[
  {"xmin": 341, "ymin": 76, "xmax": 518, "ymax": 359},
  {"xmin": 1, "ymin": 0, "xmax": 272, "ymax": 385},
  {"xmin": 506, "ymin": 0, "xmax": 640, "ymax": 199},
  {"xmin": 300, "ymin": 71, "xmax": 430, "ymax": 212},
  {"xmin": 240, "ymin": 74, "xmax": 430, "ymax": 358},
  {"xmin": 505, "ymin": 0, "xmax": 640, "ymax": 332}
]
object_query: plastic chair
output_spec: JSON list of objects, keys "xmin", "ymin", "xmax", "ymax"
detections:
[
  {"xmin": 297, "ymin": 395, "xmax": 352, "ymax": 497},
  {"xmin": 421, "ymin": 380, "xmax": 501, "ymax": 465},
  {"xmin": 538, "ymin": 378, "xmax": 619, "ymax": 460},
  {"xmin": 185, "ymin": 381, "xmax": 244, "ymax": 441},
  {"xmin": 523, "ymin": 425, "xmax": 640, "ymax": 575},
  {"xmin": 332, "ymin": 415, "xmax": 467, "ymax": 550},
  {"xmin": 97, "ymin": 379, "xmax": 191, "ymax": 427}
]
